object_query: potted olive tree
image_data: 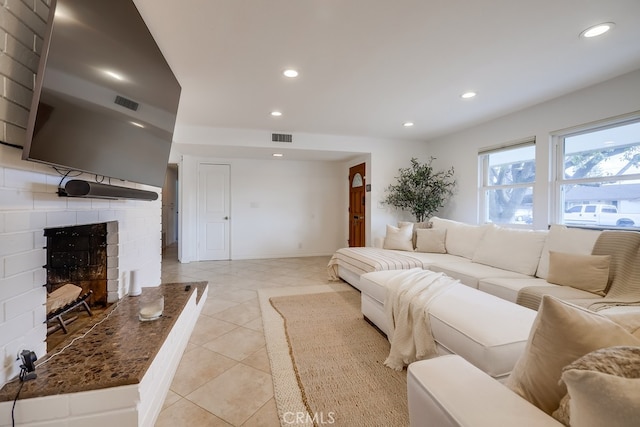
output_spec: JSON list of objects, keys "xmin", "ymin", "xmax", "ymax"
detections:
[{"xmin": 383, "ymin": 157, "xmax": 456, "ymax": 222}]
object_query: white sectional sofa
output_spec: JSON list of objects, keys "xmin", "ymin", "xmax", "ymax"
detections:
[
  {"xmin": 329, "ymin": 218, "xmax": 612, "ymax": 308},
  {"xmin": 327, "ymin": 218, "xmax": 640, "ymax": 426}
]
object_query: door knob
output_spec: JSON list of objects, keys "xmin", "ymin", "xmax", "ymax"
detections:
[{"xmin": 224, "ymin": 216, "xmax": 229, "ymax": 220}]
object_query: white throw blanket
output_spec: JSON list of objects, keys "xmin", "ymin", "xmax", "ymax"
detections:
[{"xmin": 384, "ymin": 268, "xmax": 460, "ymax": 370}]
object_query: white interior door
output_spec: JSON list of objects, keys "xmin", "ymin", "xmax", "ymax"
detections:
[{"xmin": 197, "ymin": 164, "xmax": 230, "ymax": 260}]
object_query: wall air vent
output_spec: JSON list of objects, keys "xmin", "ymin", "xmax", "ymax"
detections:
[
  {"xmin": 272, "ymin": 133, "xmax": 293, "ymax": 143},
  {"xmin": 114, "ymin": 95, "xmax": 139, "ymax": 111}
]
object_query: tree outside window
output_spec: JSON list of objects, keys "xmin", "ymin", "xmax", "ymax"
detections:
[
  {"xmin": 480, "ymin": 142, "xmax": 535, "ymax": 225},
  {"xmin": 557, "ymin": 119, "xmax": 640, "ymax": 228}
]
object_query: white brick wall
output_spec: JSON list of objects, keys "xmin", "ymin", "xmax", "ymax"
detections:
[{"xmin": 0, "ymin": 1, "xmax": 163, "ymax": 387}]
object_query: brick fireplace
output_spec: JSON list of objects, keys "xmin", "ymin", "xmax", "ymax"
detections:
[{"xmin": 0, "ymin": 0, "xmax": 163, "ymax": 389}]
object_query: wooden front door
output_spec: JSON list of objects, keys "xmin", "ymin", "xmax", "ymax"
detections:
[{"xmin": 349, "ymin": 163, "xmax": 366, "ymax": 247}]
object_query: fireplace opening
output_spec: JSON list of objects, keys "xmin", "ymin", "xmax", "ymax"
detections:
[
  {"xmin": 45, "ymin": 223, "xmax": 109, "ymax": 307},
  {"xmin": 44, "ymin": 222, "xmax": 119, "ymax": 350}
]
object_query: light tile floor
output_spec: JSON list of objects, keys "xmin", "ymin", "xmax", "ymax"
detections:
[{"xmin": 155, "ymin": 245, "xmax": 334, "ymax": 426}]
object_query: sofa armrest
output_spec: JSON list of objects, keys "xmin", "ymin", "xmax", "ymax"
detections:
[{"xmin": 408, "ymin": 355, "xmax": 563, "ymax": 427}]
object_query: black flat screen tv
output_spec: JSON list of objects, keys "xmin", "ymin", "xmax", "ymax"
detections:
[{"xmin": 22, "ymin": 0, "xmax": 181, "ymax": 189}]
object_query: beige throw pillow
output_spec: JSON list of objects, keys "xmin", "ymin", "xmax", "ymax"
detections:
[
  {"xmin": 399, "ymin": 221, "xmax": 432, "ymax": 249},
  {"xmin": 383, "ymin": 223, "xmax": 414, "ymax": 251},
  {"xmin": 552, "ymin": 346, "xmax": 640, "ymax": 426},
  {"xmin": 505, "ymin": 295, "xmax": 640, "ymax": 415},
  {"xmin": 415, "ymin": 228, "xmax": 446, "ymax": 253},
  {"xmin": 535, "ymin": 225, "xmax": 601, "ymax": 280},
  {"xmin": 547, "ymin": 251, "xmax": 611, "ymax": 296}
]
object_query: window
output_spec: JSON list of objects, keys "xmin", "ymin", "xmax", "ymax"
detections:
[
  {"xmin": 479, "ymin": 140, "xmax": 536, "ymax": 225},
  {"xmin": 555, "ymin": 118, "xmax": 640, "ymax": 229}
]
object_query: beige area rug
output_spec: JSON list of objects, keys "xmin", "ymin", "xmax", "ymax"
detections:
[{"xmin": 258, "ymin": 285, "xmax": 408, "ymax": 427}]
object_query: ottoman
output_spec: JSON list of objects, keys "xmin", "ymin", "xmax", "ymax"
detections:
[{"xmin": 360, "ymin": 269, "xmax": 537, "ymax": 380}]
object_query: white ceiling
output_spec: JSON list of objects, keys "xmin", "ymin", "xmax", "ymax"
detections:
[{"xmin": 132, "ymin": 0, "xmax": 640, "ymax": 160}]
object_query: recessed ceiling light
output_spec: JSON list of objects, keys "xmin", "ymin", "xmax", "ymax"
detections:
[
  {"xmin": 54, "ymin": 5, "xmax": 74, "ymax": 22},
  {"xmin": 580, "ymin": 22, "xmax": 615, "ymax": 38},
  {"xmin": 461, "ymin": 91, "xmax": 477, "ymax": 99},
  {"xmin": 104, "ymin": 70, "xmax": 125, "ymax": 81},
  {"xmin": 403, "ymin": 122, "xmax": 414, "ymax": 127},
  {"xmin": 283, "ymin": 69, "xmax": 299, "ymax": 78},
  {"xmin": 273, "ymin": 153, "xmax": 284, "ymax": 157},
  {"xmin": 271, "ymin": 111, "xmax": 282, "ymax": 117}
]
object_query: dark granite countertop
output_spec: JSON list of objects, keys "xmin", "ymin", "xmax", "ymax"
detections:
[{"xmin": 0, "ymin": 281, "xmax": 207, "ymax": 401}]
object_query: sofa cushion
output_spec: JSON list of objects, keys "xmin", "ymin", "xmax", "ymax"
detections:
[
  {"xmin": 478, "ymin": 277, "xmax": 553, "ymax": 303},
  {"xmin": 553, "ymin": 346, "xmax": 640, "ymax": 426},
  {"xmin": 383, "ymin": 223, "xmax": 414, "ymax": 251},
  {"xmin": 430, "ymin": 217, "xmax": 488, "ymax": 259},
  {"xmin": 472, "ymin": 225, "xmax": 547, "ymax": 276},
  {"xmin": 505, "ymin": 295, "xmax": 640, "ymax": 415},
  {"xmin": 428, "ymin": 284, "xmax": 537, "ymax": 379},
  {"xmin": 403, "ymin": 252, "xmax": 471, "ymax": 268},
  {"xmin": 360, "ymin": 270, "xmax": 404, "ymax": 305},
  {"xmin": 601, "ymin": 308, "xmax": 640, "ymax": 340},
  {"xmin": 415, "ymin": 228, "xmax": 447, "ymax": 253},
  {"xmin": 515, "ymin": 284, "xmax": 604, "ymax": 311},
  {"xmin": 536, "ymin": 225, "xmax": 602, "ymax": 280},
  {"xmin": 547, "ymin": 251, "xmax": 611, "ymax": 296},
  {"xmin": 428, "ymin": 261, "xmax": 531, "ymax": 289}
]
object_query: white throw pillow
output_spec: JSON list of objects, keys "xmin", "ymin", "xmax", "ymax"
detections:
[
  {"xmin": 415, "ymin": 228, "xmax": 446, "ymax": 253},
  {"xmin": 472, "ymin": 224, "xmax": 548, "ymax": 276},
  {"xmin": 383, "ymin": 223, "xmax": 414, "ymax": 251},
  {"xmin": 536, "ymin": 225, "xmax": 601, "ymax": 279},
  {"xmin": 429, "ymin": 217, "xmax": 487, "ymax": 259}
]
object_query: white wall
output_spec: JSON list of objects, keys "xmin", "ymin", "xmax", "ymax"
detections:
[
  {"xmin": 0, "ymin": 1, "xmax": 163, "ymax": 387},
  {"xmin": 426, "ymin": 69, "xmax": 640, "ymax": 228},
  {"xmin": 232, "ymin": 158, "xmax": 346, "ymax": 259},
  {"xmin": 174, "ymin": 128, "xmax": 430, "ymax": 261},
  {"xmin": 161, "ymin": 166, "xmax": 178, "ymax": 247},
  {"xmin": 179, "ymin": 156, "xmax": 347, "ymax": 261}
]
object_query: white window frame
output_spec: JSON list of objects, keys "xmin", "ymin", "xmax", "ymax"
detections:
[
  {"xmin": 478, "ymin": 138, "xmax": 536, "ymax": 227},
  {"xmin": 552, "ymin": 113, "xmax": 640, "ymax": 227}
]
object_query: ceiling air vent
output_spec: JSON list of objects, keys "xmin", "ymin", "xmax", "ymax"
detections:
[
  {"xmin": 114, "ymin": 95, "xmax": 139, "ymax": 111},
  {"xmin": 272, "ymin": 133, "xmax": 293, "ymax": 143}
]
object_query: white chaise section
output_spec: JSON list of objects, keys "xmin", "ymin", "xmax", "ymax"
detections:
[{"xmin": 361, "ymin": 270, "xmax": 537, "ymax": 380}]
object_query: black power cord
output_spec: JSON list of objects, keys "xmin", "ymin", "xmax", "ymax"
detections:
[
  {"xmin": 11, "ymin": 381, "xmax": 25, "ymax": 427},
  {"xmin": 12, "ymin": 350, "xmax": 37, "ymax": 427},
  {"xmin": 0, "ymin": 140, "xmax": 24, "ymax": 150}
]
